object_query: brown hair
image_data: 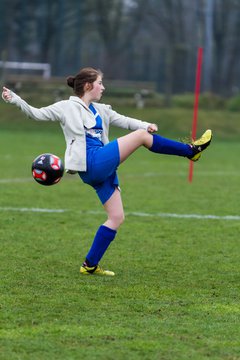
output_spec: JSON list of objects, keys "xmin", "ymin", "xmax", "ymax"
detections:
[{"xmin": 67, "ymin": 67, "xmax": 103, "ymax": 96}]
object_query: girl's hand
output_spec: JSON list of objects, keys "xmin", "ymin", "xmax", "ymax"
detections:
[
  {"xmin": 147, "ymin": 123, "xmax": 158, "ymax": 133},
  {"xmin": 2, "ymin": 87, "xmax": 12, "ymax": 102}
]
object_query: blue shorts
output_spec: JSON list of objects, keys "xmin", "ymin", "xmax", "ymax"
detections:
[{"xmin": 79, "ymin": 140, "xmax": 120, "ymax": 204}]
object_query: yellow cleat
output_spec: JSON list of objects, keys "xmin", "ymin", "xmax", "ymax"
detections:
[
  {"xmin": 80, "ymin": 264, "xmax": 115, "ymax": 276},
  {"xmin": 188, "ymin": 129, "xmax": 212, "ymax": 162}
]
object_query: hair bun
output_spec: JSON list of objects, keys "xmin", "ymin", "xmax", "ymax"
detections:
[{"xmin": 67, "ymin": 76, "xmax": 75, "ymax": 88}]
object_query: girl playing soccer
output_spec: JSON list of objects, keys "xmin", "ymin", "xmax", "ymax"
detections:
[{"xmin": 2, "ymin": 67, "xmax": 212, "ymax": 276}]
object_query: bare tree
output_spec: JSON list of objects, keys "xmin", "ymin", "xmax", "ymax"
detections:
[
  {"xmin": 146, "ymin": 0, "xmax": 192, "ymax": 104},
  {"xmin": 212, "ymin": 0, "xmax": 240, "ymax": 95},
  {"xmin": 86, "ymin": 0, "xmax": 145, "ymax": 78}
]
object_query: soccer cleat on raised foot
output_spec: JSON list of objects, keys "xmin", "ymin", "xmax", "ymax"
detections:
[
  {"xmin": 80, "ymin": 263, "xmax": 115, "ymax": 276},
  {"xmin": 188, "ymin": 129, "xmax": 212, "ymax": 162}
]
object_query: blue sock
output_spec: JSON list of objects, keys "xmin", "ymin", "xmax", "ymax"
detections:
[
  {"xmin": 85, "ymin": 225, "xmax": 117, "ymax": 267},
  {"xmin": 149, "ymin": 134, "xmax": 193, "ymax": 157}
]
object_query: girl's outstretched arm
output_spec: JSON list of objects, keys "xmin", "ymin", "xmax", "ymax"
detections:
[{"xmin": 2, "ymin": 86, "xmax": 61, "ymax": 122}]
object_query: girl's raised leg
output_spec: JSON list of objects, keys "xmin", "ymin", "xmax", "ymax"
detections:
[
  {"xmin": 117, "ymin": 129, "xmax": 154, "ymax": 163},
  {"xmin": 117, "ymin": 129, "xmax": 193, "ymax": 164}
]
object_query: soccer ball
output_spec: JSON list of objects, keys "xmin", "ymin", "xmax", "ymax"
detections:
[{"xmin": 32, "ymin": 153, "xmax": 64, "ymax": 186}]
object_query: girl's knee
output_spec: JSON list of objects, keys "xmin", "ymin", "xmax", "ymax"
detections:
[
  {"xmin": 115, "ymin": 211, "xmax": 125, "ymax": 227},
  {"xmin": 109, "ymin": 211, "xmax": 125, "ymax": 228},
  {"xmin": 134, "ymin": 129, "xmax": 152, "ymax": 147},
  {"xmin": 135, "ymin": 128, "xmax": 148, "ymax": 138}
]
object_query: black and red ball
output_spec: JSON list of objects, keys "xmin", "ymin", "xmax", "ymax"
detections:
[{"xmin": 32, "ymin": 153, "xmax": 64, "ymax": 186}]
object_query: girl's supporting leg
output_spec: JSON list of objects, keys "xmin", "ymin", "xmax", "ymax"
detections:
[
  {"xmin": 117, "ymin": 129, "xmax": 192, "ymax": 163},
  {"xmin": 103, "ymin": 187, "xmax": 124, "ymax": 230},
  {"xmin": 84, "ymin": 188, "xmax": 124, "ymax": 267}
]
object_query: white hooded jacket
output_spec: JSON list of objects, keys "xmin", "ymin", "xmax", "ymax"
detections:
[{"xmin": 3, "ymin": 91, "xmax": 151, "ymax": 172}]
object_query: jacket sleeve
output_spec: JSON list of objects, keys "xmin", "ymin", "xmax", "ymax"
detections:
[
  {"xmin": 106, "ymin": 105, "xmax": 151, "ymax": 131},
  {"xmin": 3, "ymin": 90, "xmax": 62, "ymax": 122}
]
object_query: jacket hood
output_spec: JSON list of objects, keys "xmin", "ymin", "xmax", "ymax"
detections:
[{"xmin": 69, "ymin": 96, "xmax": 92, "ymax": 113}]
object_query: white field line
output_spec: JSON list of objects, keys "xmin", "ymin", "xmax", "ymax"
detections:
[
  {"xmin": 0, "ymin": 170, "xmax": 240, "ymax": 184},
  {"xmin": 0, "ymin": 207, "xmax": 239, "ymax": 221},
  {"xmin": 124, "ymin": 171, "xmax": 240, "ymax": 178},
  {"xmin": 0, "ymin": 207, "xmax": 66, "ymax": 213},
  {"xmin": 0, "ymin": 178, "xmax": 32, "ymax": 183}
]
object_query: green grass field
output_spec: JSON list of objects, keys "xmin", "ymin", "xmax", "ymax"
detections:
[{"xmin": 0, "ymin": 103, "xmax": 240, "ymax": 359}]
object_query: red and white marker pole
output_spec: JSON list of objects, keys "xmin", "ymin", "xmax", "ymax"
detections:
[{"xmin": 188, "ymin": 47, "xmax": 203, "ymax": 183}]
